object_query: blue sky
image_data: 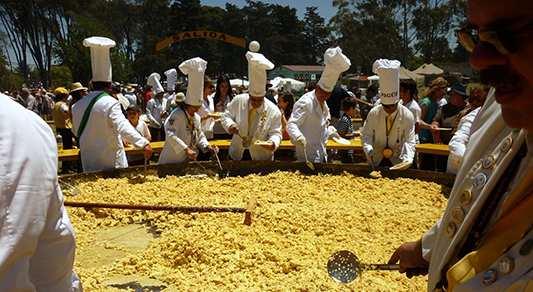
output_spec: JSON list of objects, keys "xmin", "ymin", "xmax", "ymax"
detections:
[{"xmin": 200, "ymin": 0, "xmax": 338, "ymax": 22}]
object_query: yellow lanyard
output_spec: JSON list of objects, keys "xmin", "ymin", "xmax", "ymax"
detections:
[
  {"xmin": 320, "ymin": 101, "xmax": 326, "ymax": 117},
  {"xmin": 248, "ymin": 108, "xmax": 256, "ymax": 137},
  {"xmin": 184, "ymin": 110, "xmax": 195, "ymax": 147}
]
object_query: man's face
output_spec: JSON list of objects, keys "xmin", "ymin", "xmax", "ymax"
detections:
[
  {"xmin": 449, "ymin": 91, "xmax": 466, "ymax": 108},
  {"xmin": 469, "ymin": 88, "xmax": 488, "ymax": 108},
  {"xmin": 382, "ymin": 103, "xmax": 398, "ymax": 115},
  {"xmin": 315, "ymin": 85, "xmax": 332, "ymax": 102},
  {"xmin": 249, "ymin": 95, "xmax": 264, "ymax": 109},
  {"xmin": 399, "ymin": 86, "xmax": 410, "ymax": 101},
  {"xmin": 468, "ymin": 0, "xmax": 533, "ymax": 131}
]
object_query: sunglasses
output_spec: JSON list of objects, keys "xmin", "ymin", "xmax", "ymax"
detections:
[
  {"xmin": 250, "ymin": 97, "xmax": 264, "ymax": 103},
  {"xmin": 455, "ymin": 21, "xmax": 533, "ymax": 55},
  {"xmin": 382, "ymin": 103, "xmax": 396, "ymax": 108},
  {"xmin": 208, "ymin": 85, "xmax": 215, "ymax": 90}
]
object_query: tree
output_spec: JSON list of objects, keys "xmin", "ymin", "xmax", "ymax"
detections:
[
  {"xmin": 0, "ymin": 47, "xmax": 23, "ymax": 91},
  {"xmin": 49, "ymin": 65, "xmax": 73, "ymax": 89},
  {"xmin": 302, "ymin": 7, "xmax": 330, "ymax": 64}
]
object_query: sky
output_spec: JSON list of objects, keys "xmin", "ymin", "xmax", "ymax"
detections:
[{"xmin": 200, "ymin": 0, "xmax": 338, "ymax": 23}]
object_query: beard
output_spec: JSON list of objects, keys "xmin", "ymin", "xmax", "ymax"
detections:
[{"xmin": 479, "ymin": 66, "xmax": 524, "ymax": 91}]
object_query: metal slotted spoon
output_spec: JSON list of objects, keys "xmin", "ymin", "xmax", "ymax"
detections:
[
  {"xmin": 58, "ymin": 178, "xmax": 82, "ymax": 196},
  {"xmin": 237, "ymin": 133, "xmax": 252, "ymax": 148},
  {"xmin": 327, "ymin": 250, "xmax": 410, "ymax": 284}
]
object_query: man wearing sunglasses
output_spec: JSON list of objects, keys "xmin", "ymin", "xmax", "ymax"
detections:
[
  {"xmin": 360, "ymin": 59, "xmax": 416, "ymax": 168},
  {"xmin": 389, "ymin": 1, "xmax": 533, "ymax": 291},
  {"xmin": 221, "ymin": 50, "xmax": 282, "ymax": 161}
]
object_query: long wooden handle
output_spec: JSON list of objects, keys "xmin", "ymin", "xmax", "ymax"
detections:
[{"xmin": 64, "ymin": 201, "xmax": 246, "ymax": 213}]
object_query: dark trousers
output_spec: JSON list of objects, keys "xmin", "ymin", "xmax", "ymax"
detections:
[
  {"xmin": 150, "ymin": 127, "xmax": 166, "ymax": 142},
  {"xmin": 379, "ymin": 158, "xmax": 393, "ymax": 167},
  {"xmin": 58, "ymin": 128, "xmax": 73, "ymax": 173}
]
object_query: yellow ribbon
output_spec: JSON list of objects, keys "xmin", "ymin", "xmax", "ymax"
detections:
[{"xmin": 248, "ymin": 108, "xmax": 256, "ymax": 137}]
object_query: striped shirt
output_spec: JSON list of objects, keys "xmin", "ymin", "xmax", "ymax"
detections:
[{"xmin": 337, "ymin": 113, "xmax": 354, "ymax": 155}]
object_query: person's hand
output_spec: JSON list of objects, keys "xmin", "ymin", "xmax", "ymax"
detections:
[
  {"xmin": 208, "ymin": 144, "xmax": 219, "ymax": 154},
  {"xmin": 296, "ymin": 135, "xmax": 307, "ymax": 148},
  {"xmin": 330, "ymin": 131, "xmax": 341, "ymax": 140},
  {"xmin": 153, "ymin": 121, "xmax": 161, "ymax": 128},
  {"xmin": 215, "ymin": 102, "xmax": 223, "ymax": 112},
  {"xmin": 143, "ymin": 144, "xmax": 153, "ymax": 160},
  {"xmin": 185, "ymin": 147, "xmax": 197, "ymax": 161},
  {"xmin": 122, "ymin": 137, "xmax": 131, "ymax": 147},
  {"xmin": 228, "ymin": 124, "xmax": 239, "ymax": 135},
  {"xmin": 388, "ymin": 240, "xmax": 429, "ymax": 278},
  {"xmin": 430, "ymin": 123, "xmax": 440, "ymax": 133}
]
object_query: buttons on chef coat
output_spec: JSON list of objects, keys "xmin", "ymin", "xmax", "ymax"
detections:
[
  {"xmin": 460, "ymin": 190, "xmax": 472, "ymax": 205},
  {"xmin": 501, "ymin": 137, "xmax": 513, "ymax": 153},
  {"xmin": 519, "ymin": 239, "xmax": 533, "ymax": 256},
  {"xmin": 482, "ymin": 155, "xmax": 496, "ymax": 170},
  {"xmin": 473, "ymin": 173, "xmax": 487, "ymax": 189},
  {"xmin": 446, "ymin": 222, "xmax": 456, "ymax": 238},
  {"xmin": 452, "ymin": 206, "xmax": 465, "ymax": 223},
  {"xmin": 482, "ymin": 269, "xmax": 497, "ymax": 285},
  {"xmin": 498, "ymin": 256, "xmax": 514, "ymax": 275}
]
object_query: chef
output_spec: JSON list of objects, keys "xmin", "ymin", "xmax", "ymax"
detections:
[
  {"xmin": 72, "ymin": 36, "xmax": 152, "ymax": 172},
  {"xmin": 146, "ymin": 72, "xmax": 168, "ymax": 141},
  {"xmin": 287, "ymin": 47, "xmax": 349, "ymax": 163},
  {"xmin": 388, "ymin": 0, "xmax": 533, "ymax": 290},
  {"xmin": 159, "ymin": 57, "xmax": 218, "ymax": 163},
  {"xmin": 0, "ymin": 92, "xmax": 83, "ymax": 291},
  {"xmin": 221, "ymin": 48, "xmax": 282, "ymax": 161},
  {"xmin": 360, "ymin": 59, "xmax": 416, "ymax": 167}
]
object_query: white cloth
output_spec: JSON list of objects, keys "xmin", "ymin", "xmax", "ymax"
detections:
[
  {"xmin": 421, "ymin": 90, "xmax": 533, "ymax": 291},
  {"xmin": 221, "ymin": 94, "xmax": 282, "ymax": 161},
  {"xmin": 360, "ymin": 104, "xmax": 416, "ymax": 166},
  {"xmin": 373, "ymin": 59, "xmax": 401, "ymax": 104},
  {"xmin": 286, "ymin": 90, "xmax": 336, "ymax": 162},
  {"xmin": 198, "ymin": 95, "xmax": 215, "ymax": 140},
  {"xmin": 146, "ymin": 97, "xmax": 167, "ymax": 129},
  {"xmin": 404, "ymin": 99, "xmax": 422, "ymax": 143},
  {"xmin": 83, "ymin": 36, "xmax": 115, "ymax": 82},
  {"xmin": 318, "ymin": 47, "xmax": 351, "ymax": 92},
  {"xmin": 179, "ymin": 57, "xmax": 207, "ymax": 106},
  {"xmin": 127, "ymin": 120, "xmax": 151, "ymax": 162},
  {"xmin": 446, "ymin": 107, "xmax": 481, "ymax": 174},
  {"xmin": 164, "ymin": 68, "xmax": 177, "ymax": 91},
  {"xmin": 0, "ymin": 94, "xmax": 82, "ymax": 291},
  {"xmin": 72, "ymin": 90, "xmax": 149, "ymax": 172},
  {"xmin": 124, "ymin": 93, "xmax": 137, "ymax": 106},
  {"xmin": 159, "ymin": 107, "xmax": 210, "ymax": 164},
  {"xmin": 246, "ymin": 51, "xmax": 275, "ymax": 97}
]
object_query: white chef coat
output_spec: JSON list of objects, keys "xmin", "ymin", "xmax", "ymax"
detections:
[
  {"xmin": 164, "ymin": 93, "xmax": 176, "ymax": 113},
  {"xmin": 221, "ymin": 93, "xmax": 282, "ymax": 161},
  {"xmin": 146, "ymin": 97, "xmax": 167, "ymax": 129},
  {"xmin": 159, "ymin": 107, "xmax": 210, "ymax": 164},
  {"xmin": 286, "ymin": 90, "xmax": 335, "ymax": 163},
  {"xmin": 0, "ymin": 94, "xmax": 82, "ymax": 291},
  {"xmin": 421, "ymin": 90, "xmax": 533, "ymax": 291},
  {"xmin": 360, "ymin": 104, "xmax": 416, "ymax": 166},
  {"xmin": 446, "ymin": 107, "xmax": 481, "ymax": 175},
  {"xmin": 198, "ymin": 95, "xmax": 215, "ymax": 139},
  {"xmin": 72, "ymin": 90, "xmax": 149, "ymax": 172}
]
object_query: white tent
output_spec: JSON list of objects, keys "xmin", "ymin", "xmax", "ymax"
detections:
[
  {"xmin": 399, "ymin": 66, "xmax": 425, "ymax": 87},
  {"xmin": 413, "ymin": 63, "xmax": 444, "ymax": 75},
  {"xmin": 280, "ymin": 78, "xmax": 306, "ymax": 92},
  {"xmin": 230, "ymin": 78, "xmax": 249, "ymax": 87}
]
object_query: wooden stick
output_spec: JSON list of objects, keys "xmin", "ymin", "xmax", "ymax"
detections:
[
  {"xmin": 243, "ymin": 196, "xmax": 258, "ymax": 226},
  {"xmin": 64, "ymin": 201, "xmax": 246, "ymax": 213}
]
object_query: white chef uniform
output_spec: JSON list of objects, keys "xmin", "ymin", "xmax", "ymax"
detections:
[
  {"xmin": 0, "ymin": 93, "xmax": 82, "ymax": 291},
  {"xmin": 421, "ymin": 90, "xmax": 533, "ymax": 291},
  {"xmin": 221, "ymin": 95, "xmax": 282, "ymax": 160},
  {"xmin": 360, "ymin": 104, "xmax": 416, "ymax": 166}
]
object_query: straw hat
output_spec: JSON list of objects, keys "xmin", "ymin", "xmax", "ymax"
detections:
[
  {"xmin": 70, "ymin": 82, "xmax": 87, "ymax": 93},
  {"xmin": 124, "ymin": 85, "xmax": 135, "ymax": 93}
]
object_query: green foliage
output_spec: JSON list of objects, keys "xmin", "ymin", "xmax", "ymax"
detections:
[
  {"xmin": 49, "ymin": 65, "xmax": 73, "ymax": 89},
  {"xmin": 407, "ymin": 56, "xmax": 424, "ymax": 71}
]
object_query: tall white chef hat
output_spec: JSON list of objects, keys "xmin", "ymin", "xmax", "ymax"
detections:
[
  {"xmin": 83, "ymin": 36, "xmax": 116, "ymax": 82},
  {"xmin": 147, "ymin": 72, "xmax": 164, "ymax": 96},
  {"xmin": 179, "ymin": 57, "xmax": 207, "ymax": 106},
  {"xmin": 373, "ymin": 59, "xmax": 401, "ymax": 105},
  {"xmin": 164, "ymin": 68, "xmax": 177, "ymax": 91},
  {"xmin": 318, "ymin": 47, "xmax": 351, "ymax": 92},
  {"xmin": 246, "ymin": 51, "xmax": 274, "ymax": 97}
]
